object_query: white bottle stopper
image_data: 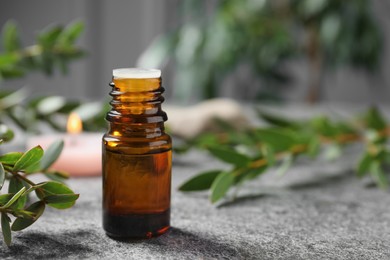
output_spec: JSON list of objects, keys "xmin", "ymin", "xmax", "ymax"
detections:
[{"xmin": 113, "ymin": 68, "xmax": 161, "ymax": 79}]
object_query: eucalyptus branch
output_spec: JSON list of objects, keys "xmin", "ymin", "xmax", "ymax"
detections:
[
  {"xmin": 0, "ymin": 127, "xmax": 79, "ymax": 247},
  {"xmin": 178, "ymin": 107, "xmax": 390, "ymax": 204}
]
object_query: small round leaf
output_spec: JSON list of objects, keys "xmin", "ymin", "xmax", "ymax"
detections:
[{"xmin": 36, "ymin": 181, "xmax": 78, "ymax": 209}]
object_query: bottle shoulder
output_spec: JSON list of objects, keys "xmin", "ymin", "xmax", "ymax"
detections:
[
  {"xmin": 103, "ymin": 133, "xmax": 172, "ymax": 155},
  {"xmin": 103, "ymin": 132, "xmax": 171, "ymax": 143}
]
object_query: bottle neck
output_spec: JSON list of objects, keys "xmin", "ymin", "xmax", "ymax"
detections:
[{"xmin": 106, "ymin": 77, "xmax": 168, "ymax": 135}]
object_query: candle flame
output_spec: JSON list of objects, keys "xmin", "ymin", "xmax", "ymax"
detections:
[{"xmin": 67, "ymin": 112, "xmax": 82, "ymax": 134}]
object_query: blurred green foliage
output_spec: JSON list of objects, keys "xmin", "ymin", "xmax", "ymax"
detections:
[
  {"xmin": 139, "ymin": 0, "xmax": 382, "ymax": 102},
  {"xmin": 0, "ymin": 91, "xmax": 108, "ymax": 133},
  {"xmin": 178, "ymin": 107, "xmax": 390, "ymax": 204},
  {"xmin": 0, "ymin": 21, "xmax": 108, "ymax": 133},
  {"xmin": 0, "ymin": 21, "xmax": 84, "ymax": 79}
]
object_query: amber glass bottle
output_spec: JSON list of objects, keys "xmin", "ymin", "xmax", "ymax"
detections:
[{"xmin": 102, "ymin": 68, "xmax": 172, "ymax": 239}]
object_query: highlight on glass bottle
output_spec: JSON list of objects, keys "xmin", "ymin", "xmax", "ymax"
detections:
[{"xmin": 102, "ymin": 68, "xmax": 172, "ymax": 239}]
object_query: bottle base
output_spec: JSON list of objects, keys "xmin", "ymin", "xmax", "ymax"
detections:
[{"xmin": 103, "ymin": 209, "xmax": 170, "ymax": 240}]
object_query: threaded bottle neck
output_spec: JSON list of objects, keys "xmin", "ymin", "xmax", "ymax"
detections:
[{"xmin": 106, "ymin": 77, "xmax": 168, "ymax": 125}]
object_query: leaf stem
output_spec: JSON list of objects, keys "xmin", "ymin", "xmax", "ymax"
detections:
[
  {"xmin": 11, "ymin": 171, "xmax": 35, "ymax": 186},
  {"xmin": 248, "ymin": 128, "xmax": 390, "ymax": 172}
]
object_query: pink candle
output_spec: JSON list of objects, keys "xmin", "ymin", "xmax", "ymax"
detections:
[{"xmin": 27, "ymin": 113, "xmax": 102, "ymax": 176}]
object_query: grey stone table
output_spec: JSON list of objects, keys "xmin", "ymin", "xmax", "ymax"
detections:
[{"xmin": 1, "ymin": 104, "xmax": 390, "ymax": 259}]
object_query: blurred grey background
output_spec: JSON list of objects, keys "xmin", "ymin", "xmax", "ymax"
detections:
[{"xmin": 0, "ymin": 0, "xmax": 390, "ymax": 104}]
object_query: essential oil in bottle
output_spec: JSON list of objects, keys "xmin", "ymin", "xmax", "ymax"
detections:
[{"xmin": 102, "ymin": 68, "xmax": 172, "ymax": 239}]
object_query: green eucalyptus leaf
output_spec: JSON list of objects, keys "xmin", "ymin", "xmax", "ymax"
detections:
[
  {"xmin": 56, "ymin": 100, "xmax": 81, "ymax": 113},
  {"xmin": 210, "ymin": 172, "xmax": 235, "ymax": 203},
  {"xmin": 43, "ymin": 194, "xmax": 79, "ymax": 204},
  {"xmin": 11, "ymin": 201, "xmax": 45, "ymax": 231},
  {"xmin": 58, "ymin": 21, "xmax": 84, "ymax": 45},
  {"xmin": 256, "ymin": 109, "xmax": 299, "ymax": 128},
  {"xmin": 44, "ymin": 173, "xmax": 64, "ymax": 182},
  {"xmin": 234, "ymin": 165, "xmax": 268, "ymax": 185},
  {"xmin": 24, "ymin": 161, "xmax": 42, "ymax": 174},
  {"xmin": 208, "ymin": 146, "xmax": 251, "ymax": 167},
  {"xmin": 2, "ymin": 186, "xmax": 26, "ymax": 209},
  {"xmin": 193, "ymin": 133, "xmax": 219, "ymax": 148},
  {"xmin": 1, "ymin": 66, "xmax": 25, "ymax": 79},
  {"xmin": 13, "ymin": 146, "xmax": 44, "ymax": 172},
  {"xmin": 370, "ymin": 161, "xmax": 388, "ymax": 189},
  {"xmin": 0, "ymin": 124, "xmax": 14, "ymax": 143},
  {"xmin": 364, "ymin": 107, "xmax": 386, "ymax": 131},
  {"xmin": 0, "ymin": 194, "xmax": 14, "ymax": 206},
  {"xmin": 229, "ymin": 132, "xmax": 255, "ymax": 147},
  {"xmin": 38, "ymin": 25, "xmax": 63, "ymax": 49},
  {"xmin": 2, "ymin": 21, "xmax": 21, "ymax": 52},
  {"xmin": 0, "ymin": 88, "xmax": 28, "ymax": 109},
  {"xmin": 53, "ymin": 171, "xmax": 69, "ymax": 179},
  {"xmin": 179, "ymin": 170, "xmax": 222, "ymax": 191},
  {"xmin": 262, "ymin": 145, "xmax": 275, "ymax": 167},
  {"xmin": 28, "ymin": 96, "xmax": 49, "ymax": 108},
  {"xmin": 6, "ymin": 106, "xmax": 32, "ymax": 131},
  {"xmin": 40, "ymin": 140, "xmax": 64, "ymax": 170},
  {"xmin": 1, "ymin": 213, "xmax": 12, "ymax": 246},
  {"xmin": 357, "ymin": 152, "xmax": 373, "ymax": 177},
  {"xmin": 255, "ymin": 128, "xmax": 295, "ymax": 151},
  {"xmin": 307, "ymin": 137, "xmax": 321, "ymax": 158},
  {"xmin": 36, "ymin": 181, "xmax": 78, "ymax": 209},
  {"xmin": 13, "ymin": 210, "xmax": 35, "ymax": 219},
  {"xmin": 362, "ymin": 108, "xmax": 387, "ymax": 144},
  {"xmin": 334, "ymin": 122, "xmax": 356, "ymax": 135},
  {"xmin": 8, "ymin": 176, "xmax": 27, "ymax": 209},
  {"xmin": 44, "ymin": 170, "xmax": 69, "ymax": 182},
  {"xmin": 0, "ymin": 53, "xmax": 19, "ymax": 68},
  {"xmin": 310, "ymin": 116, "xmax": 339, "ymax": 137},
  {"xmin": 0, "ymin": 152, "xmax": 23, "ymax": 165},
  {"xmin": 0, "ymin": 163, "xmax": 4, "ymax": 190},
  {"xmin": 72, "ymin": 102, "xmax": 103, "ymax": 121},
  {"xmin": 8, "ymin": 176, "xmax": 24, "ymax": 193},
  {"xmin": 36, "ymin": 96, "xmax": 66, "ymax": 115}
]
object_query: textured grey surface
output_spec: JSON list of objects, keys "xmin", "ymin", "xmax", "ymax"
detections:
[
  {"xmin": 0, "ymin": 148, "xmax": 389, "ymax": 260},
  {"xmin": 1, "ymin": 104, "xmax": 390, "ymax": 259}
]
